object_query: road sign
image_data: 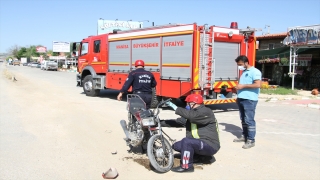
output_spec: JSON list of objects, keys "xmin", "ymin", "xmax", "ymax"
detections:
[{"xmin": 53, "ymin": 41, "xmax": 70, "ymax": 52}]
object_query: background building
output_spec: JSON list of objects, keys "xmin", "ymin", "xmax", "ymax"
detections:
[{"xmin": 255, "ymin": 25, "xmax": 320, "ymax": 90}]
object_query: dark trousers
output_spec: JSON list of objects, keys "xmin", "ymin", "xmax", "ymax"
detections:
[
  {"xmin": 236, "ymin": 98, "xmax": 258, "ymax": 142},
  {"xmin": 172, "ymin": 137, "xmax": 218, "ymax": 169},
  {"xmin": 134, "ymin": 93, "xmax": 152, "ymax": 109}
]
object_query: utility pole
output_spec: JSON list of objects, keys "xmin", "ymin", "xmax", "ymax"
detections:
[{"xmin": 265, "ymin": 25, "xmax": 270, "ymax": 34}]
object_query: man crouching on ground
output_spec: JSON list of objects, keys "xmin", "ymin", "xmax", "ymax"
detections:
[{"xmin": 165, "ymin": 94, "xmax": 220, "ymax": 173}]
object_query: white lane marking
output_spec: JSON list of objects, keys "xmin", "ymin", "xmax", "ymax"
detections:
[{"xmin": 261, "ymin": 119, "xmax": 277, "ymax": 122}]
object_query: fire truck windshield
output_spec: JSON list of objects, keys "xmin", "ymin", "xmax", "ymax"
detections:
[{"xmin": 81, "ymin": 42, "xmax": 88, "ymax": 56}]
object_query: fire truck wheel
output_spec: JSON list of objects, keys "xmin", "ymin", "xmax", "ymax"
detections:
[
  {"xmin": 82, "ymin": 75, "xmax": 100, "ymax": 97},
  {"xmin": 150, "ymin": 88, "xmax": 161, "ymax": 108}
]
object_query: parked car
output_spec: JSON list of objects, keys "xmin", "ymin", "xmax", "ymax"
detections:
[
  {"xmin": 22, "ymin": 63, "xmax": 28, "ymax": 66},
  {"xmin": 30, "ymin": 62, "xmax": 39, "ymax": 68},
  {"xmin": 41, "ymin": 60, "xmax": 58, "ymax": 71},
  {"xmin": 13, "ymin": 60, "xmax": 21, "ymax": 66}
]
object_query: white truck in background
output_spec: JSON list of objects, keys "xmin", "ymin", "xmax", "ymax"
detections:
[
  {"xmin": 21, "ymin": 57, "xmax": 28, "ymax": 64},
  {"xmin": 41, "ymin": 60, "xmax": 58, "ymax": 71}
]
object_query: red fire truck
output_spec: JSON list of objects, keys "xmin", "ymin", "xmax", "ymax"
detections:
[{"xmin": 74, "ymin": 22, "xmax": 256, "ymax": 108}]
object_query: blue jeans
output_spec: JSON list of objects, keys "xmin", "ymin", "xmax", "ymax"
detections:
[{"xmin": 236, "ymin": 98, "xmax": 258, "ymax": 142}]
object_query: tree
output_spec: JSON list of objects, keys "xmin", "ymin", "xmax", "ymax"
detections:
[
  {"xmin": 17, "ymin": 45, "xmax": 40, "ymax": 60},
  {"xmin": 28, "ymin": 45, "xmax": 40, "ymax": 57},
  {"xmin": 17, "ymin": 47, "xmax": 27, "ymax": 59},
  {"xmin": 6, "ymin": 56, "xmax": 14, "ymax": 61},
  {"xmin": 7, "ymin": 45, "xmax": 20, "ymax": 59},
  {"xmin": 47, "ymin": 49, "xmax": 53, "ymax": 56}
]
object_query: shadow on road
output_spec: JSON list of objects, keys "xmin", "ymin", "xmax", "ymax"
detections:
[
  {"xmin": 98, "ymin": 89, "xmax": 123, "ymax": 100},
  {"xmin": 80, "ymin": 89, "xmax": 127, "ymax": 102},
  {"xmin": 219, "ymin": 123, "xmax": 242, "ymax": 137}
]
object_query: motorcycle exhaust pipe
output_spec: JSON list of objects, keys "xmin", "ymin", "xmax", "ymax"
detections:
[{"xmin": 120, "ymin": 120, "xmax": 131, "ymax": 139}]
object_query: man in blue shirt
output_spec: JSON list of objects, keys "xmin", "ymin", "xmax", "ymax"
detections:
[{"xmin": 233, "ymin": 55, "xmax": 261, "ymax": 149}]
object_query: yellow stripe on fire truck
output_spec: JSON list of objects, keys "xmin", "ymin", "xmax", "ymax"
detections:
[
  {"xmin": 91, "ymin": 62, "xmax": 106, "ymax": 65},
  {"xmin": 193, "ymin": 31, "xmax": 200, "ymax": 89},
  {"xmin": 213, "ymin": 81, "xmax": 237, "ymax": 88},
  {"xmin": 204, "ymin": 99, "xmax": 237, "ymax": 105}
]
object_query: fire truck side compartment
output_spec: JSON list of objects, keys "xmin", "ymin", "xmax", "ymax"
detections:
[
  {"xmin": 214, "ymin": 42, "xmax": 239, "ymax": 81},
  {"xmin": 161, "ymin": 34, "xmax": 193, "ymax": 80},
  {"xmin": 132, "ymin": 37, "xmax": 161, "ymax": 71},
  {"xmin": 108, "ymin": 40, "xmax": 131, "ymax": 72}
]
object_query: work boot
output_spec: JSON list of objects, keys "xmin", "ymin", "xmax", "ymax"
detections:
[
  {"xmin": 233, "ymin": 135, "xmax": 246, "ymax": 143},
  {"xmin": 171, "ymin": 166, "xmax": 194, "ymax": 173},
  {"xmin": 193, "ymin": 155, "xmax": 216, "ymax": 164},
  {"xmin": 242, "ymin": 140, "xmax": 255, "ymax": 149},
  {"xmin": 202, "ymin": 155, "xmax": 216, "ymax": 164}
]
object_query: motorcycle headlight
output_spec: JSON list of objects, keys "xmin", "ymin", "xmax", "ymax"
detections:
[{"xmin": 142, "ymin": 117, "xmax": 156, "ymax": 126}]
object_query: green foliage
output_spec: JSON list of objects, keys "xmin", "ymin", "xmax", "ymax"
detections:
[
  {"xmin": 6, "ymin": 56, "xmax": 13, "ymax": 61},
  {"xmin": 260, "ymin": 87, "xmax": 298, "ymax": 95},
  {"xmin": 46, "ymin": 50, "xmax": 59, "ymax": 56},
  {"xmin": 17, "ymin": 47, "xmax": 27, "ymax": 59},
  {"xmin": 52, "ymin": 52, "xmax": 59, "ymax": 56},
  {"xmin": 28, "ymin": 45, "xmax": 40, "ymax": 57},
  {"xmin": 6, "ymin": 44, "xmax": 69, "ymax": 59},
  {"xmin": 9, "ymin": 45, "xmax": 42, "ymax": 59},
  {"xmin": 7, "ymin": 43, "xmax": 74, "ymax": 60}
]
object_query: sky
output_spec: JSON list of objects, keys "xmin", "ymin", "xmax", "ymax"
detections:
[{"xmin": 0, "ymin": 0, "xmax": 319, "ymax": 53}]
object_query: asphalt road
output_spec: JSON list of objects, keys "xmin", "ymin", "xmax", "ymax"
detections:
[{"xmin": 1, "ymin": 63, "xmax": 319, "ymax": 180}]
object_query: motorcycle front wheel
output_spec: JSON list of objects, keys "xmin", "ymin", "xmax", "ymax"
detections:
[{"xmin": 147, "ymin": 134, "xmax": 174, "ymax": 173}]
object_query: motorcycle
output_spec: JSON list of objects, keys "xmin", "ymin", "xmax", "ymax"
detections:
[{"xmin": 120, "ymin": 94, "xmax": 175, "ymax": 173}]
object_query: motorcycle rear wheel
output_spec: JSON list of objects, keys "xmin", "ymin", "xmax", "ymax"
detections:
[{"xmin": 147, "ymin": 134, "xmax": 174, "ymax": 173}]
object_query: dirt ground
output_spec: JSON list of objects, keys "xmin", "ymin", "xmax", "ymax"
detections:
[{"xmin": 1, "ymin": 63, "xmax": 319, "ymax": 180}]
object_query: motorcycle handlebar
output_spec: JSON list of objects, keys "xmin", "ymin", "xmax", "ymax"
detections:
[
  {"xmin": 158, "ymin": 98, "xmax": 172, "ymax": 108},
  {"xmin": 153, "ymin": 98, "xmax": 172, "ymax": 116}
]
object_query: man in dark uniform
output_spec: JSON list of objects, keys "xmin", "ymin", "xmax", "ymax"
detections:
[
  {"xmin": 166, "ymin": 94, "xmax": 220, "ymax": 173},
  {"xmin": 117, "ymin": 60, "xmax": 157, "ymax": 109}
]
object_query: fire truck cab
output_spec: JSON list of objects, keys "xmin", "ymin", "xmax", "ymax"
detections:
[{"xmin": 74, "ymin": 22, "xmax": 256, "ymax": 108}]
